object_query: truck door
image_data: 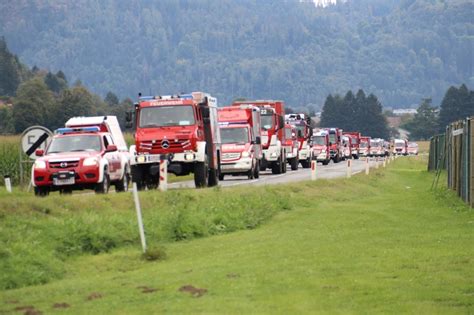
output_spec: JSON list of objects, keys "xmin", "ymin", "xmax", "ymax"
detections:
[{"xmin": 103, "ymin": 135, "xmax": 121, "ymax": 180}]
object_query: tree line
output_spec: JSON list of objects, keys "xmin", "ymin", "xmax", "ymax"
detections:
[
  {"xmin": 0, "ymin": 38, "xmax": 130, "ymax": 134},
  {"xmin": 0, "ymin": 0, "xmax": 472, "ymax": 109}
]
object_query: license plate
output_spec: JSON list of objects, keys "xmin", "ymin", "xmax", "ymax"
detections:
[
  {"xmin": 148, "ymin": 155, "xmax": 161, "ymax": 162},
  {"xmin": 53, "ymin": 177, "xmax": 75, "ymax": 186}
]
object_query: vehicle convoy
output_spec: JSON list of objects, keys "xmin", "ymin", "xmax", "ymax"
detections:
[
  {"xmin": 286, "ymin": 114, "xmax": 312, "ymax": 168},
  {"xmin": 341, "ymin": 135, "xmax": 352, "ymax": 160},
  {"xmin": 311, "ymin": 129, "xmax": 331, "ymax": 165},
  {"xmin": 232, "ymin": 100, "xmax": 286, "ymax": 174},
  {"xmin": 283, "ymin": 123, "xmax": 300, "ymax": 170},
  {"xmin": 393, "ymin": 139, "xmax": 408, "ymax": 155},
  {"xmin": 369, "ymin": 138, "xmax": 384, "ymax": 157},
  {"xmin": 32, "ymin": 116, "xmax": 130, "ymax": 196},
  {"xmin": 128, "ymin": 92, "xmax": 221, "ymax": 189},
  {"xmin": 359, "ymin": 136, "xmax": 371, "ymax": 157},
  {"xmin": 218, "ymin": 105, "xmax": 262, "ymax": 180},
  {"xmin": 343, "ymin": 132, "xmax": 361, "ymax": 159},
  {"xmin": 326, "ymin": 128, "xmax": 343, "ymax": 163},
  {"xmin": 383, "ymin": 140, "xmax": 391, "ymax": 157},
  {"xmin": 407, "ymin": 142, "xmax": 419, "ymax": 155}
]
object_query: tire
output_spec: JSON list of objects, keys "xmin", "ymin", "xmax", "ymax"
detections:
[
  {"xmin": 353, "ymin": 154, "xmax": 359, "ymax": 160},
  {"xmin": 290, "ymin": 157, "xmax": 298, "ymax": 171},
  {"xmin": 95, "ymin": 169, "xmax": 110, "ymax": 194},
  {"xmin": 116, "ymin": 166, "xmax": 130, "ymax": 192},
  {"xmin": 34, "ymin": 186, "xmax": 49, "ymax": 197},
  {"xmin": 194, "ymin": 161, "xmax": 208, "ymax": 188},
  {"xmin": 208, "ymin": 167, "xmax": 219, "ymax": 187},
  {"xmin": 322, "ymin": 160, "xmax": 329, "ymax": 166},
  {"xmin": 247, "ymin": 161, "xmax": 255, "ymax": 180},
  {"xmin": 271, "ymin": 156, "xmax": 282, "ymax": 174},
  {"xmin": 131, "ymin": 165, "xmax": 146, "ymax": 191},
  {"xmin": 301, "ymin": 158, "xmax": 311, "ymax": 169},
  {"xmin": 254, "ymin": 161, "xmax": 260, "ymax": 179},
  {"xmin": 282, "ymin": 156, "xmax": 287, "ymax": 173},
  {"xmin": 218, "ymin": 173, "xmax": 225, "ymax": 181}
]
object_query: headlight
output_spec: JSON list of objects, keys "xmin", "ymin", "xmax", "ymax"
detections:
[
  {"xmin": 321, "ymin": 149, "xmax": 326, "ymax": 153},
  {"xmin": 34, "ymin": 161, "xmax": 46, "ymax": 169},
  {"xmin": 137, "ymin": 155, "xmax": 146, "ymax": 163},
  {"xmin": 241, "ymin": 151, "xmax": 250, "ymax": 158},
  {"xmin": 83, "ymin": 157, "xmax": 99, "ymax": 166},
  {"xmin": 185, "ymin": 153, "xmax": 195, "ymax": 161},
  {"xmin": 270, "ymin": 152, "xmax": 277, "ymax": 158}
]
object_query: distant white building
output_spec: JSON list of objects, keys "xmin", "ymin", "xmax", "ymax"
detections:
[{"xmin": 393, "ymin": 109, "xmax": 417, "ymax": 116}]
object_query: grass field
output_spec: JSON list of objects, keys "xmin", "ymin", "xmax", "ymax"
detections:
[{"xmin": 0, "ymin": 156, "xmax": 472, "ymax": 314}]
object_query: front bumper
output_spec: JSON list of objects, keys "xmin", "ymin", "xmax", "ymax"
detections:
[
  {"xmin": 33, "ymin": 165, "xmax": 100, "ymax": 188},
  {"xmin": 263, "ymin": 145, "xmax": 281, "ymax": 162},
  {"xmin": 220, "ymin": 157, "xmax": 253, "ymax": 174},
  {"xmin": 298, "ymin": 148, "xmax": 310, "ymax": 161}
]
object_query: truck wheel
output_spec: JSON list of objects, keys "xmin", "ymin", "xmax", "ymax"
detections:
[
  {"xmin": 247, "ymin": 165, "xmax": 254, "ymax": 180},
  {"xmin": 34, "ymin": 187, "xmax": 49, "ymax": 197},
  {"xmin": 219, "ymin": 173, "xmax": 225, "ymax": 181},
  {"xmin": 260, "ymin": 161, "xmax": 267, "ymax": 171},
  {"xmin": 208, "ymin": 168, "xmax": 219, "ymax": 187},
  {"xmin": 116, "ymin": 166, "xmax": 130, "ymax": 192},
  {"xmin": 290, "ymin": 157, "xmax": 298, "ymax": 171},
  {"xmin": 95, "ymin": 170, "xmax": 110, "ymax": 194},
  {"xmin": 131, "ymin": 165, "xmax": 146, "ymax": 190},
  {"xmin": 353, "ymin": 154, "xmax": 359, "ymax": 160},
  {"xmin": 322, "ymin": 160, "xmax": 329, "ymax": 166},
  {"xmin": 254, "ymin": 161, "xmax": 260, "ymax": 179},
  {"xmin": 271, "ymin": 157, "xmax": 282, "ymax": 174},
  {"xmin": 194, "ymin": 162, "xmax": 208, "ymax": 188},
  {"xmin": 301, "ymin": 158, "xmax": 311, "ymax": 169},
  {"xmin": 282, "ymin": 156, "xmax": 287, "ymax": 173}
]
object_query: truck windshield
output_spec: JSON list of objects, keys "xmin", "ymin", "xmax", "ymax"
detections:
[
  {"xmin": 221, "ymin": 127, "xmax": 249, "ymax": 144},
  {"xmin": 312, "ymin": 136, "xmax": 326, "ymax": 146},
  {"xmin": 295, "ymin": 125, "xmax": 305, "ymax": 137},
  {"xmin": 360, "ymin": 142, "xmax": 368, "ymax": 148},
  {"xmin": 48, "ymin": 135, "xmax": 102, "ymax": 153},
  {"xmin": 261, "ymin": 115, "xmax": 274, "ymax": 131},
  {"xmin": 395, "ymin": 142, "xmax": 405, "ymax": 147},
  {"xmin": 329, "ymin": 133, "xmax": 337, "ymax": 143},
  {"xmin": 139, "ymin": 105, "xmax": 195, "ymax": 127}
]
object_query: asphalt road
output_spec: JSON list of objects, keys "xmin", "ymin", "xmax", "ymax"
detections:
[{"xmin": 169, "ymin": 156, "xmax": 390, "ymax": 189}]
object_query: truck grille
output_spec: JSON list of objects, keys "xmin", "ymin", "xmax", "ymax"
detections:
[
  {"xmin": 49, "ymin": 161, "xmax": 80, "ymax": 168},
  {"xmin": 139, "ymin": 139, "xmax": 192, "ymax": 151},
  {"xmin": 222, "ymin": 152, "xmax": 240, "ymax": 160}
]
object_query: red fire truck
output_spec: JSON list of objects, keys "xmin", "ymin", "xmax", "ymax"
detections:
[
  {"xmin": 283, "ymin": 123, "xmax": 299, "ymax": 170},
  {"xmin": 311, "ymin": 129, "xmax": 331, "ymax": 165},
  {"xmin": 325, "ymin": 128, "xmax": 343, "ymax": 163},
  {"xmin": 32, "ymin": 116, "xmax": 130, "ymax": 196},
  {"xmin": 343, "ymin": 131, "xmax": 361, "ymax": 159},
  {"xmin": 359, "ymin": 136, "xmax": 371, "ymax": 157},
  {"xmin": 286, "ymin": 114, "xmax": 312, "ymax": 168},
  {"xmin": 128, "ymin": 92, "xmax": 221, "ymax": 189},
  {"xmin": 232, "ymin": 100, "xmax": 286, "ymax": 174},
  {"xmin": 218, "ymin": 105, "xmax": 262, "ymax": 180}
]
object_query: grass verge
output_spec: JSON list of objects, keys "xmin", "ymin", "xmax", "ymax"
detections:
[{"xmin": 0, "ymin": 156, "xmax": 473, "ymax": 314}]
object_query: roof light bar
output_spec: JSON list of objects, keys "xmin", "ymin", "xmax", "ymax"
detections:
[{"xmin": 56, "ymin": 127, "xmax": 100, "ymax": 134}]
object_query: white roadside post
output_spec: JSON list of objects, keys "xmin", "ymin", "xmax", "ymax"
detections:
[
  {"xmin": 383, "ymin": 157, "xmax": 386, "ymax": 168},
  {"xmin": 365, "ymin": 157, "xmax": 370, "ymax": 175},
  {"xmin": 159, "ymin": 155, "xmax": 168, "ymax": 192},
  {"xmin": 375, "ymin": 157, "xmax": 379, "ymax": 169},
  {"xmin": 4, "ymin": 175, "xmax": 12, "ymax": 193},
  {"xmin": 311, "ymin": 160, "xmax": 317, "ymax": 181},
  {"xmin": 132, "ymin": 182, "xmax": 147, "ymax": 253},
  {"xmin": 346, "ymin": 159, "xmax": 352, "ymax": 178},
  {"xmin": 387, "ymin": 156, "xmax": 390, "ymax": 164}
]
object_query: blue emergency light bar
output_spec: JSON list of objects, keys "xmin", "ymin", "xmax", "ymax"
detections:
[
  {"xmin": 139, "ymin": 94, "xmax": 194, "ymax": 101},
  {"xmin": 56, "ymin": 127, "xmax": 100, "ymax": 134}
]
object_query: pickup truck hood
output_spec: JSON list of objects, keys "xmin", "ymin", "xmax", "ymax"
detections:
[{"xmin": 41, "ymin": 151, "xmax": 100, "ymax": 162}]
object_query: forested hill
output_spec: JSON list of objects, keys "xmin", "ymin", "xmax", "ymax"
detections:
[{"xmin": 0, "ymin": 0, "xmax": 472, "ymax": 110}]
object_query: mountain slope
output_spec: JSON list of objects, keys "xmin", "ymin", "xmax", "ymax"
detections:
[{"xmin": 0, "ymin": 0, "xmax": 472, "ymax": 108}]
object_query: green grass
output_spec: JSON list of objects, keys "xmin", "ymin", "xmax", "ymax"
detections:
[{"xmin": 0, "ymin": 157, "xmax": 473, "ymax": 314}]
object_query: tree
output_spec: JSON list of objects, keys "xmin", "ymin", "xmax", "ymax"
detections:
[
  {"xmin": 402, "ymin": 98, "xmax": 438, "ymax": 140},
  {"xmin": 0, "ymin": 105, "xmax": 14, "ymax": 134},
  {"xmin": 438, "ymin": 84, "xmax": 473, "ymax": 130},
  {"xmin": 12, "ymin": 78, "xmax": 56, "ymax": 132},
  {"xmin": 44, "ymin": 72, "xmax": 67, "ymax": 94},
  {"xmin": 104, "ymin": 91, "xmax": 119, "ymax": 107},
  {"xmin": 0, "ymin": 37, "xmax": 22, "ymax": 96},
  {"xmin": 53, "ymin": 86, "xmax": 95, "ymax": 128}
]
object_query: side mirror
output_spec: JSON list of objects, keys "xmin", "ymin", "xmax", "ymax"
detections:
[
  {"xmin": 35, "ymin": 149, "xmax": 44, "ymax": 157},
  {"xmin": 106, "ymin": 144, "xmax": 118, "ymax": 152},
  {"xmin": 125, "ymin": 111, "xmax": 133, "ymax": 122},
  {"xmin": 255, "ymin": 136, "xmax": 261, "ymax": 145},
  {"xmin": 278, "ymin": 116, "xmax": 285, "ymax": 130}
]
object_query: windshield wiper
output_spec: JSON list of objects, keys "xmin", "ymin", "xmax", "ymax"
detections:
[{"xmin": 141, "ymin": 124, "xmax": 161, "ymax": 128}]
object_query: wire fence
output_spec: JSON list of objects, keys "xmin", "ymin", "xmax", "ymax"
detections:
[{"xmin": 429, "ymin": 117, "xmax": 473, "ymax": 207}]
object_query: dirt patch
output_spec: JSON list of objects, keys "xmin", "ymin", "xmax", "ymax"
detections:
[
  {"xmin": 136, "ymin": 286, "xmax": 159, "ymax": 294},
  {"xmin": 178, "ymin": 285, "xmax": 208, "ymax": 298},
  {"xmin": 14, "ymin": 306, "xmax": 42, "ymax": 315},
  {"xmin": 226, "ymin": 273, "xmax": 240, "ymax": 279},
  {"xmin": 86, "ymin": 293, "xmax": 103, "ymax": 301},
  {"xmin": 53, "ymin": 303, "xmax": 70, "ymax": 309}
]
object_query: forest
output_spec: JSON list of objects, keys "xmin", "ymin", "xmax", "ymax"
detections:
[{"xmin": 0, "ymin": 0, "xmax": 472, "ymax": 111}]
